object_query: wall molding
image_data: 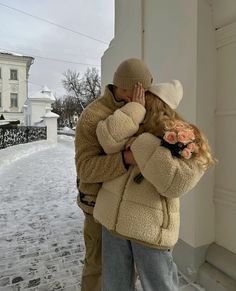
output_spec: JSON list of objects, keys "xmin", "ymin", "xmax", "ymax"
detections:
[
  {"xmin": 214, "ymin": 187, "xmax": 236, "ymax": 208},
  {"xmin": 173, "ymin": 239, "xmax": 210, "ymax": 282},
  {"xmin": 216, "ymin": 21, "xmax": 236, "ymax": 48},
  {"xmin": 215, "ymin": 110, "xmax": 236, "ymax": 117}
]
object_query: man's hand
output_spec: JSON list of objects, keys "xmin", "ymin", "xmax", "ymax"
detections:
[
  {"xmin": 132, "ymin": 82, "xmax": 145, "ymax": 107},
  {"xmin": 123, "ymin": 149, "xmax": 137, "ymax": 165}
]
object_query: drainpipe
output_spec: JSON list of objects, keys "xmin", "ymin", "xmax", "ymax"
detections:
[{"xmin": 141, "ymin": 0, "xmax": 145, "ymax": 61}]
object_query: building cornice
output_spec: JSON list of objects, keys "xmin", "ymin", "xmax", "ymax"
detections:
[
  {"xmin": 215, "ymin": 110, "xmax": 236, "ymax": 117},
  {"xmin": 214, "ymin": 187, "xmax": 236, "ymax": 208},
  {"xmin": 216, "ymin": 21, "xmax": 236, "ymax": 48}
]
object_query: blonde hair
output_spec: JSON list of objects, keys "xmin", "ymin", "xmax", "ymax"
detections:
[{"xmin": 136, "ymin": 92, "xmax": 215, "ymax": 170}]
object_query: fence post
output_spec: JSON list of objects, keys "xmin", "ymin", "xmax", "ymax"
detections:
[{"xmin": 41, "ymin": 110, "xmax": 59, "ymax": 144}]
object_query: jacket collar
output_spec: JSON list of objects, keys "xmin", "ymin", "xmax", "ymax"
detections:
[{"xmin": 101, "ymin": 85, "xmax": 125, "ymax": 110}]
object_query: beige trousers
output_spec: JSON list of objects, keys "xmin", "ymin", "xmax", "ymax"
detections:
[{"xmin": 81, "ymin": 213, "xmax": 102, "ymax": 291}]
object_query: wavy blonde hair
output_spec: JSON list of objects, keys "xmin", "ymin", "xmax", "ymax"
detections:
[{"xmin": 136, "ymin": 92, "xmax": 215, "ymax": 170}]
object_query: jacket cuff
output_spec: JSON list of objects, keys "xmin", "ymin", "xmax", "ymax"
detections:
[{"xmin": 120, "ymin": 102, "xmax": 146, "ymax": 125}]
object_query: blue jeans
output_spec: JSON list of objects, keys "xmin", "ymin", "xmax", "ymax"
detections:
[{"xmin": 102, "ymin": 227, "xmax": 179, "ymax": 291}]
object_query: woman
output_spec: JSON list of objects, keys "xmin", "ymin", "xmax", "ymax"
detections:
[{"xmin": 94, "ymin": 81, "xmax": 214, "ymax": 291}]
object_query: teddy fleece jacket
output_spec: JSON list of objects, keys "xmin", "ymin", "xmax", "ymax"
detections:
[
  {"xmin": 94, "ymin": 102, "xmax": 204, "ymax": 249},
  {"xmin": 74, "ymin": 85, "xmax": 128, "ymax": 214}
]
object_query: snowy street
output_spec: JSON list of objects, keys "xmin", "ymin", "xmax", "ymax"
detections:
[
  {"xmin": 0, "ymin": 136, "xmax": 84, "ymax": 291},
  {"xmin": 0, "ymin": 136, "xmax": 204, "ymax": 291}
]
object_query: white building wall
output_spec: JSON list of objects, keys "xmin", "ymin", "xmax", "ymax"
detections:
[
  {"xmin": 194, "ymin": 0, "xmax": 217, "ymax": 246},
  {"xmin": 213, "ymin": 4, "xmax": 236, "ymax": 253},
  {"xmin": 29, "ymin": 102, "xmax": 50, "ymax": 126},
  {"xmin": 144, "ymin": 0, "xmax": 217, "ymax": 250},
  {"xmin": 0, "ymin": 58, "xmax": 28, "ymax": 113},
  {"xmin": 212, "ymin": 0, "xmax": 236, "ymax": 28},
  {"xmin": 101, "ymin": 0, "xmax": 143, "ymax": 91}
]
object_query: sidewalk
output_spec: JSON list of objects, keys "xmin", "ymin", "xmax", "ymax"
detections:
[
  {"xmin": 0, "ymin": 136, "xmax": 205, "ymax": 291},
  {"xmin": 0, "ymin": 137, "xmax": 84, "ymax": 290}
]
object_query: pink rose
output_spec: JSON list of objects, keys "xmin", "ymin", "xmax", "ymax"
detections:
[
  {"xmin": 187, "ymin": 142, "xmax": 196, "ymax": 152},
  {"xmin": 177, "ymin": 131, "xmax": 191, "ymax": 144},
  {"xmin": 163, "ymin": 131, "xmax": 177, "ymax": 144},
  {"xmin": 181, "ymin": 148, "xmax": 192, "ymax": 159},
  {"xmin": 187, "ymin": 129, "xmax": 195, "ymax": 140},
  {"xmin": 174, "ymin": 120, "xmax": 186, "ymax": 131}
]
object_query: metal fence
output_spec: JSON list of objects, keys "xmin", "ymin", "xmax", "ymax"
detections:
[{"xmin": 0, "ymin": 126, "xmax": 47, "ymax": 149}]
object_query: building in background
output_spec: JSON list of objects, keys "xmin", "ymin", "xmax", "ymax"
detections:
[
  {"xmin": 24, "ymin": 86, "xmax": 55, "ymax": 126},
  {"xmin": 0, "ymin": 51, "xmax": 34, "ymax": 124},
  {"xmin": 101, "ymin": 1, "xmax": 236, "ymax": 290}
]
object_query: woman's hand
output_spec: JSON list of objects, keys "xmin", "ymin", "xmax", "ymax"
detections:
[
  {"xmin": 123, "ymin": 149, "xmax": 137, "ymax": 165},
  {"xmin": 132, "ymin": 82, "xmax": 145, "ymax": 107}
]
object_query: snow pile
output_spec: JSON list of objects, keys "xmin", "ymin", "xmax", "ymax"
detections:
[
  {"xmin": 0, "ymin": 140, "xmax": 55, "ymax": 170},
  {"xmin": 58, "ymin": 127, "xmax": 75, "ymax": 136},
  {"xmin": 58, "ymin": 134, "xmax": 75, "ymax": 142}
]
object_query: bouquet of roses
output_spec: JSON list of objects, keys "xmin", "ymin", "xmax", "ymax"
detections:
[
  {"xmin": 161, "ymin": 120, "xmax": 198, "ymax": 159},
  {"xmin": 134, "ymin": 120, "xmax": 199, "ymax": 184}
]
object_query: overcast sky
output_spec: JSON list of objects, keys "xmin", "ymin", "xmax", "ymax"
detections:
[{"xmin": 0, "ymin": 0, "xmax": 114, "ymax": 97}]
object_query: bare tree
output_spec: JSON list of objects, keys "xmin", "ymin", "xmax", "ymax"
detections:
[
  {"xmin": 58, "ymin": 67, "xmax": 101, "ymax": 127},
  {"xmin": 62, "ymin": 67, "xmax": 101, "ymax": 111},
  {"xmin": 62, "ymin": 70, "xmax": 84, "ymax": 113},
  {"xmin": 63, "ymin": 96, "xmax": 77, "ymax": 125},
  {"xmin": 82, "ymin": 67, "xmax": 101, "ymax": 102},
  {"xmin": 52, "ymin": 97, "xmax": 66, "ymax": 128},
  {"xmin": 52, "ymin": 98, "xmax": 63, "ymax": 116},
  {"xmin": 62, "ymin": 70, "xmax": 82, "ymax": 97}
]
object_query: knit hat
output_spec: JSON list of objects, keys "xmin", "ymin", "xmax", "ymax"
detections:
[
  {"xmin": 148, "ymin": 80, "xmax": 183, "ymax": 109},
  {"xmin": 113, "ymin": 58, "xmax": 153, "ymax": 90}
]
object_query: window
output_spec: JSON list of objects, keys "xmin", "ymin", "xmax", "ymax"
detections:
[
  {"xmin": 0, "ymin": 92, "xmax": 1, "ymax": 107},
  {"xmin": 10, "ymin": 93, "xmax": 18, "ymax": 107},
  {"xmin": 10, "ymin": 69, "xmax": 18, "ymax": 80}
]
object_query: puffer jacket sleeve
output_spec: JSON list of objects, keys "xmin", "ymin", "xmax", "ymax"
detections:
[
  {"xmin": 96, "ymin": 102, "xmax": 146, "ymax": 154},
  {"xmin": 75, "ymin": 109, "xmax": 127, "ymax": 184},
  {"xmin": 130, "ymin": 133, "xmax": 204, "ymax": 198}
]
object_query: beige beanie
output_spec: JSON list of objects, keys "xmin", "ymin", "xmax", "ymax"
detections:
[
  {"xmin": 113, "ymin": 58, "xmax": 153, "ymax": 90},
  {"xmin": 149, "ymin": 80, "xmax": 183, "ymax": 109}
]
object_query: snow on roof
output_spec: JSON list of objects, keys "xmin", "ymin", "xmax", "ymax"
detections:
[
  {"xmin": 42, "ymin": 111, "xmax": 59, "ymax": 118},
  {"xmin": 0, "ymin": 119, "xmax": 19, "ymax": 123},
  {"xmin": 29, "ymin": 86, "xmax": 55, "ymax": 102},
  {"xmin": 0, "ymin": 49, "xmax": 33, "ymax": 59},
  {"xmin": 41, "ymin": 86, "xmax": 51, "ymax": 93},
  {"xmin": 0, "ymin": 121, "xmax": 10, "ymax": 126}
]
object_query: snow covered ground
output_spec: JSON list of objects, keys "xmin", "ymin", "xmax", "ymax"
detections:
[
  {"xmin": 0, "ymin": 136, "xmax": 84, "ymax": 290},
  {"xmin": 0, "ymin": 136, "xmax": 205, "ymax": 290}
]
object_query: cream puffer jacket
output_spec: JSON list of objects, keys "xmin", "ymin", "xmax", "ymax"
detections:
[{"xmin": 93, "ymin": 102, "xmax": 204, "ymax": 249}]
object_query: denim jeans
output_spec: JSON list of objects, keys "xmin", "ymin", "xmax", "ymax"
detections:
[{"xmin": 102, "ymin": 227, "xmax": 179, "ymax": 291}]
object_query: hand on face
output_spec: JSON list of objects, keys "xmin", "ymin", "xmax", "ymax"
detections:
[
  {"xmin": 123, "ymin": 149, "xmax": 137, "ymax": 165},
  {"xmin": 132, "ymin": 82, "xmax": 145, "ymax": 107}
]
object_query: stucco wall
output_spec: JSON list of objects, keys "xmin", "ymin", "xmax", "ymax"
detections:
[
  {"xmin": 212, "ymin": 0, "xmax": 236, "ymax": 28},
  {"xmin": 143, "ymin": 0, "xmax": 214, "ymax": 248},
  {"xmin": 0, "ymin": 57, "xmax": 28, "ymax": 113},
  {"xmin": 101, "ymin": 0, "xmax": 143, "ymax": 92},
  {"xmin": 213, "ymin": 0, "xmax": 236, "ymax": 253}
]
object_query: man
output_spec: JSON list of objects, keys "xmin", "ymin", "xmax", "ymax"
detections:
[{"xmin": 74, "ymin": 58, "xmax": 153, "ymax": 291}]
